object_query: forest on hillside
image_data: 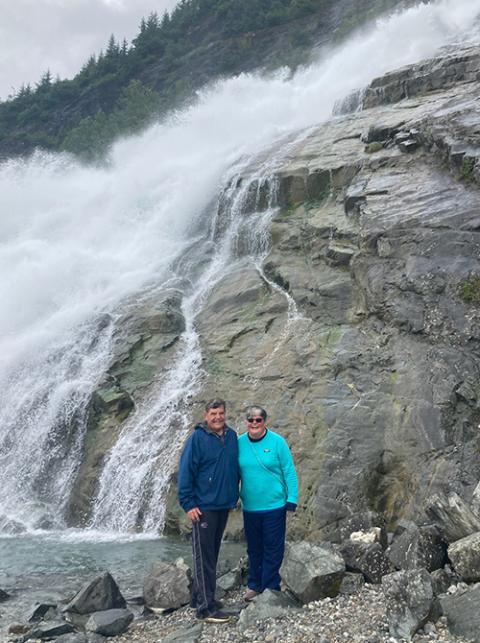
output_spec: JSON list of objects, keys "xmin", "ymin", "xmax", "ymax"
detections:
[{"xmin": 0, "ymin": 0, "xmax": 405, "ymax": 160}]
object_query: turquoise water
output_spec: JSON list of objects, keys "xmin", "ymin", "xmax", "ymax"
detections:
[{"xmin": 0, "ymin": 532, "xmax": 243, "ymax": 635}]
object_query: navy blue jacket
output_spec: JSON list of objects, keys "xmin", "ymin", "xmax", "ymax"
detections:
[{"xmin": 178, "ymin": 423, "xmax": 239, "ymax": 512}]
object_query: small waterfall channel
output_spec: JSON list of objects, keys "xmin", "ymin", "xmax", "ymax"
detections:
[{"xmin": 1, "ymin": 0, "xmax": 479, "ymax": 537}]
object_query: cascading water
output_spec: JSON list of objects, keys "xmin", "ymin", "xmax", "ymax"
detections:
[{"xmin": 1, "ymin": 0, "xmax": 479, "ymax": 535}]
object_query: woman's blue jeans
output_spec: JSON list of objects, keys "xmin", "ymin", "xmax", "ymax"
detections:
[{"xmin": 243, "ymin": 506, "xmax": 287, "ymax": 592}]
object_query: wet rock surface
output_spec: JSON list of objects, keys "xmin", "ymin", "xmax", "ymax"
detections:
[{"xmin": 58, "ymin": 42, "xmax": 480, "ymax": 543}]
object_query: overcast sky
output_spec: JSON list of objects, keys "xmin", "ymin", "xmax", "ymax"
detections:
[{"xmin": 0, "ymin": 0, "xmax": 179, "ymax": 99}]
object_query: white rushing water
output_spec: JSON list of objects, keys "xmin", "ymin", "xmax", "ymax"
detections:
[{"xmin": 1, "ymin": 0, "xmax": 479, "ymax": 535}]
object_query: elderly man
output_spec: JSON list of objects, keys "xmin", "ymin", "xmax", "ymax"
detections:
[{"xmin": 178, "ymin": 399, "xmax": 239, "ymax": 623}]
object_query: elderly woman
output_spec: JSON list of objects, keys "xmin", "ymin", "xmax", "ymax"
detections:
[{"xmin": 238, "ymin": 405, "xmax": 298, "ymax": 601}]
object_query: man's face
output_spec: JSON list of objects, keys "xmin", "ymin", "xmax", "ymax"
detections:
[{"xmin": 204, "ymin": 405, "xmax": 226, "ymax": 433}]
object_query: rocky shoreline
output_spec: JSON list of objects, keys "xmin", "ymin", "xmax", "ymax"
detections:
[{"xmin": 4, "ymin": 489, "xmax": 480, "ymax": 643}]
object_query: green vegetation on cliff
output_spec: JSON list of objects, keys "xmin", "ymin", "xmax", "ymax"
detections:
[{"xmin": 0, "ymin": 0, "xmax": 407, "ymax": 160}]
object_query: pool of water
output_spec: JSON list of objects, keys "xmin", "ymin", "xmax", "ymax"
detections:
[{"xmin": 0, "ymin": 531, "xmax": 243, "ymax": 635}]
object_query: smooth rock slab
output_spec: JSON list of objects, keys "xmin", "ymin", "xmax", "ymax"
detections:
[
  {"xmin": 440, "ymin": 584, "xmax": 480, "ymax": 641},
  {"xmin": 63, "ymin": 571, "xmax": 126, "ymax": 615},
  {"xmin": 237, "ymin": 589, "xmax": 299, "ymax": 630},
  {"xmin": 143, "ymin": 559, "xmax": 191, "ymax": 609},
  {"xmin": 281, "ymin": 541, "xmax": 345, "ymax": 603},
  {"xmin": 448, "ymin": 531, "xmax": 480, "ymax": 582},
  {"xmin": 85, "ymin": 608, "xmax": 133, "ymax": 636},
  {"xmin": 382, "ymin": 569, "xmax": 434, "ymax": 641}
]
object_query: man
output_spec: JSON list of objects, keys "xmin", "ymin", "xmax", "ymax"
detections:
[{"xmin": 178, "ymin": 398, "xmax": 239, "ymax": 623}]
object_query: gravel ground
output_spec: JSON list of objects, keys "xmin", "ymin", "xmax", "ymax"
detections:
[{"xmin": 112, "ymin": 585, "xmax": 471, "ymax": 643}]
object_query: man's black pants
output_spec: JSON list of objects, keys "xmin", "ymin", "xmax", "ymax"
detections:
[{"xmin": 191, "ymin": 509, "xmax": 229, "ymax": 616}]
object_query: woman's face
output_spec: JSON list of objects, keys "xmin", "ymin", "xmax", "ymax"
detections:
[{"xmin": 245, "ymin": 413, "xmax": 266, "ymax": 439}]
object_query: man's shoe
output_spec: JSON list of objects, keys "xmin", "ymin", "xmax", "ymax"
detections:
[
  {"xmin": 203, "ymin": 610, "xmax": 231, "ymax": 623},
  {"xmin": 243, "ymin": 588, "xmax": 260, "ymax": 602}
]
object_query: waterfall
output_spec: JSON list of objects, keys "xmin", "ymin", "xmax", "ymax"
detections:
[{"xmin": 1, "ymin": 0, "xmax": 479, "ymax": 535}]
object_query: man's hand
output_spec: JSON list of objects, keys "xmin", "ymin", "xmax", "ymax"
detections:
[{"xmin": 187, "ymin": 507, "xmax": 202, "ymax": 522}]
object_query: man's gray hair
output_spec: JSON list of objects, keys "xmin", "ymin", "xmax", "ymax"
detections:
[
  {"xmin": 246, "ymin": 405, "xmax": 267, "ymax": 420},
  {"xmin": 205, "ymin": 398, "xmax": 226, "ymax": 411}
]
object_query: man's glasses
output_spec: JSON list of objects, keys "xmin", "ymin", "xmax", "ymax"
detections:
[{"xmin": 247, "ymin": 417, "xmax": 264, "ymax": 424}]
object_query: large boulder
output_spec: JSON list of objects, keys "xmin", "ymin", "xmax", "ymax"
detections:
[
  {"xmin": 237, "ymin": 589, "xmax": 299, "ymax": 631},
  {"xmin": 425, "ymin": 493, "xmax": 480, "ymax": 543},
  {"xmin": 387, "ymin": 522, "xmax": 447, "ymax": 572},
  {"xmin": 448, "ymin": 531, "xmax": 480, "ymax": 582},
  {"xmin": 382, "ymin": 569, "xmax": 434, "ymax": 641},
  {"xmin": 341, "ymin": 541, "xmax": 393, "ymax": 583},
  {"xmin": 63, "ymin": 572, "xmax": 126, "ymax": 615},
  {"xmin": 85, "ymin": 608, "xmax": 134, "ymax": 637},
  {"xmin": 143, "ymin": 559, "xmax": 191, "ymax": 609},
  {"xmin": 440, "ymin": 584, "xmax": 480, "ymax": 642},
  {"xmin": 281, "ymin": 541, "xmax": 345, "ymax": 603}
]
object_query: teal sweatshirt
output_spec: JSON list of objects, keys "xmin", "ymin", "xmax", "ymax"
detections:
[{"xmin": 238, "ymin": 429, "xmax": 298, "ymax": 512}]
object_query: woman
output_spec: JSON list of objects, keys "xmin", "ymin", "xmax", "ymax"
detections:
[{"xmin": 238, "ymin": 405, "xmax": 298, "ymax": 601}]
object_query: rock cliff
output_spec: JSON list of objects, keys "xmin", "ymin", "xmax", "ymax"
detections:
[{"xmin": 71, "ymin": 45, "xmax": 480, "ymax": 539}]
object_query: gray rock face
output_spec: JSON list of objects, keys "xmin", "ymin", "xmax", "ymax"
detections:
[
  {"xmin": 448, "ymin": 531, "xmax": 480, "ymax": 582},
  {"xmin": 341, "ymin": 541, "xmax": 393, "ymax": 584},
  {"xmin": 237, "ymin": 589, "xmax": 299, "ymax": 630},
  {"xmin": 60, "ymin": 41, "xmax": 480, "ymax": 541},
  {"xmin": 143, "ymin": 560, "xmax": 191, "ymax": 609},
  {"xmin": 425, "ymin": 493, "xmax": 480, "ymax": 543},
  {"xmin": 361, "ymin": 48, "xmax": 480, "ymax": 109},
  {"xmin": 63, "ymin": 572, "xmax": 126, "ymax": 615},
  {"xmin": 387, "ymin": 523, "xmax": 447, "ymax": 572},
  {"xmin": 85, "ymin": 608, "xmax": 133, "ymax": 636},
  {"xmin": 382, "ymin": 569, "xmax": 434, "ymax": 641},
  {"xmin": 440, "ymin": 584, "xmax": 480, "ymax": 642},
  {"xmin": 281, "ymin": 541, "xmax": 345, "ymax": 603}
]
